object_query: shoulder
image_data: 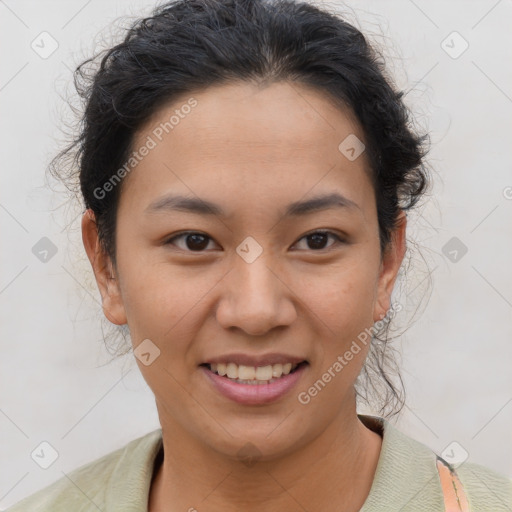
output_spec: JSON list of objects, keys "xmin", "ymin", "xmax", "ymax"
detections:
[
  {"xmin": 455, "ymin": 460, "xmax": 512, "ymax": 510},
  {"xmin": 6, "ymin": 429, "xmax": 162, "ymax": 512},
  {"xmin": 358, "ymin": 414, "xmax": 512, "ymax": 511},
  {"xmin": 6, "ymin": 446, "xmax": 125, "ymax": 512}
]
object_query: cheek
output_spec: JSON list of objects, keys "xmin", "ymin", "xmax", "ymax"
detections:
[
  {"xmin": 117, "ymin": 258, "xmax": 217, "ymax": 348},
  {"xmin": 300, "ymin": 259, "xmax": 378, "ymax": 335}
]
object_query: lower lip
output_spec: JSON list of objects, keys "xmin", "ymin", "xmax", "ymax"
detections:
[{"xmin": 200, "ymin": 363, "xmax": 308, "ymax": 405}]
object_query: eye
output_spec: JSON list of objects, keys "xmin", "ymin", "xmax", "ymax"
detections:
[
  {"xmin": 163, "ymin": 230, "xmax": 346, "ymax": 253},
  {"xmin": 291, "ymin": 230, "xmax": 345, "ymax": 251},
  {"xmin": 164, "ymin": 231, "xmax": 218, "ymax": 252}
]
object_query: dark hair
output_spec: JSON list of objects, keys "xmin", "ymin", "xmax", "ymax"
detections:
[{"xmin": 50, "ymin": 0, "xmax": 432, "ymax": 419}]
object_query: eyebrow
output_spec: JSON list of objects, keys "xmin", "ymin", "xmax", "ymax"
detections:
[{"xmin": 144, "ymin": 192, "xmax": 360, "ymax": 217}]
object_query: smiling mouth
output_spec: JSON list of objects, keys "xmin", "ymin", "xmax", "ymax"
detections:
[{"xmin": 200, "ymin": 361, "xmax": 308, "ymax": 385}]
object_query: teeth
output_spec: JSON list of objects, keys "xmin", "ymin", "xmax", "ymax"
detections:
[
  {"xmin": 208, "ymin": 362, "xmax": 298, "ymax": 381},
  {"xmin": 256, "ymin": 365, "xmax": 273, "ymax": 380}
]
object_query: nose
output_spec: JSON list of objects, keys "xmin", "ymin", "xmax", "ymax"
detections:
[{"xmin": 215, "ymin": 252, "xmax": 297, "ymax": 336}]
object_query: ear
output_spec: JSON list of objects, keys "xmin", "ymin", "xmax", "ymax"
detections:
[
  {"xmin": 373, "ymin": 211, "xmax": 407, "ymax": 323},
  {"xmin": 81, "ymin": 209, "xmax": 127, "ymax": 325}
]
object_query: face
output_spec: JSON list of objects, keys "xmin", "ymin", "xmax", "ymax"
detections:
[{"xmin": 83, "ymin": 81, "xmax": 405, "ymax": 461}]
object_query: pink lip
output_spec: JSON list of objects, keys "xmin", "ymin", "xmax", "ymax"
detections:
[{"xmin": 200, "ymin": 363, "xmax": 308, "ymax": 405}]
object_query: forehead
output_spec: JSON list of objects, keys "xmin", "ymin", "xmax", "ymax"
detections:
[{"xmin": 121, "ymin": 81, "xmax": 373, "ymax": 215}]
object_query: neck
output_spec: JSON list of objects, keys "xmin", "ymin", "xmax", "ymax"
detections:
[{"xmin": 149, "ymin": 409, "xmax": 382, "ymax": 512}]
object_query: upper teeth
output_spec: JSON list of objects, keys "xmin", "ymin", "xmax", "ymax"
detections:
[{"xmin": 209, "ymin": 362, "xmax": 298, "ymax": 380}]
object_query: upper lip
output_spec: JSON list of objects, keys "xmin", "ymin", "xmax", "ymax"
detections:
[{"xmin": 201, "ymin": 353, "xmax": 307, "ymax": 367}]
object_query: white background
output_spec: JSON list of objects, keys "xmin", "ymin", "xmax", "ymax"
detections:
[{"xmin": 1, "ymin": 0, "xmax": 511, "ymax": 508}]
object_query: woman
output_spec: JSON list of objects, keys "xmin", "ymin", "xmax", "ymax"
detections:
[{"xmin": 8, "ymin": 0, "xmax": 511, "ymax": 510}]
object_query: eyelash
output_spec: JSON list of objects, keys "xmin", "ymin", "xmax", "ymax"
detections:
[{"xmin": 163, "ymin": 230, "xmax": 346, "ymax": 253}]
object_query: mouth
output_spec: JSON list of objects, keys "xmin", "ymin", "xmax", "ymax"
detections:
[
  {"xmin": 200, "ymin": 361, "xmax": 308, "ymax": 385},
  {"xmin": 199, "ymin": 359, "xmax": 309, "ymax": 405}
]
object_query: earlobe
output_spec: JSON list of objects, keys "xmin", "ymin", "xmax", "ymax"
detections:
[
  {"xmin": 81, "ymin": 209, "xmax": 127, "ymax": 326},
  {"xmin": 373, "ymin": 212, "xmax": 407, "ymax": 323}
]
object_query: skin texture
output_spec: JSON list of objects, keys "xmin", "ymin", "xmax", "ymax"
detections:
[{"xmin": 82, "ymin": 81, "xmax": 406, "ymax": 512}]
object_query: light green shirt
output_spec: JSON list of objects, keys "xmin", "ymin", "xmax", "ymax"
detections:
[{"xmin": 7, "ymin": 414, "xmax": 512, "ymax": 511}]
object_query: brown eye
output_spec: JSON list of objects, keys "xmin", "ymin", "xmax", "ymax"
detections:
[
  {"xmin": 165, "ymin": 232, "xmax": 216, "ymax": 252},
  {"xmin": 292, "ymin": 230, "xmax": 345, "ymax": 251},
  {"xmin": 164, "ymin": 230, "xmax": 345, "ymax": 253}
]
